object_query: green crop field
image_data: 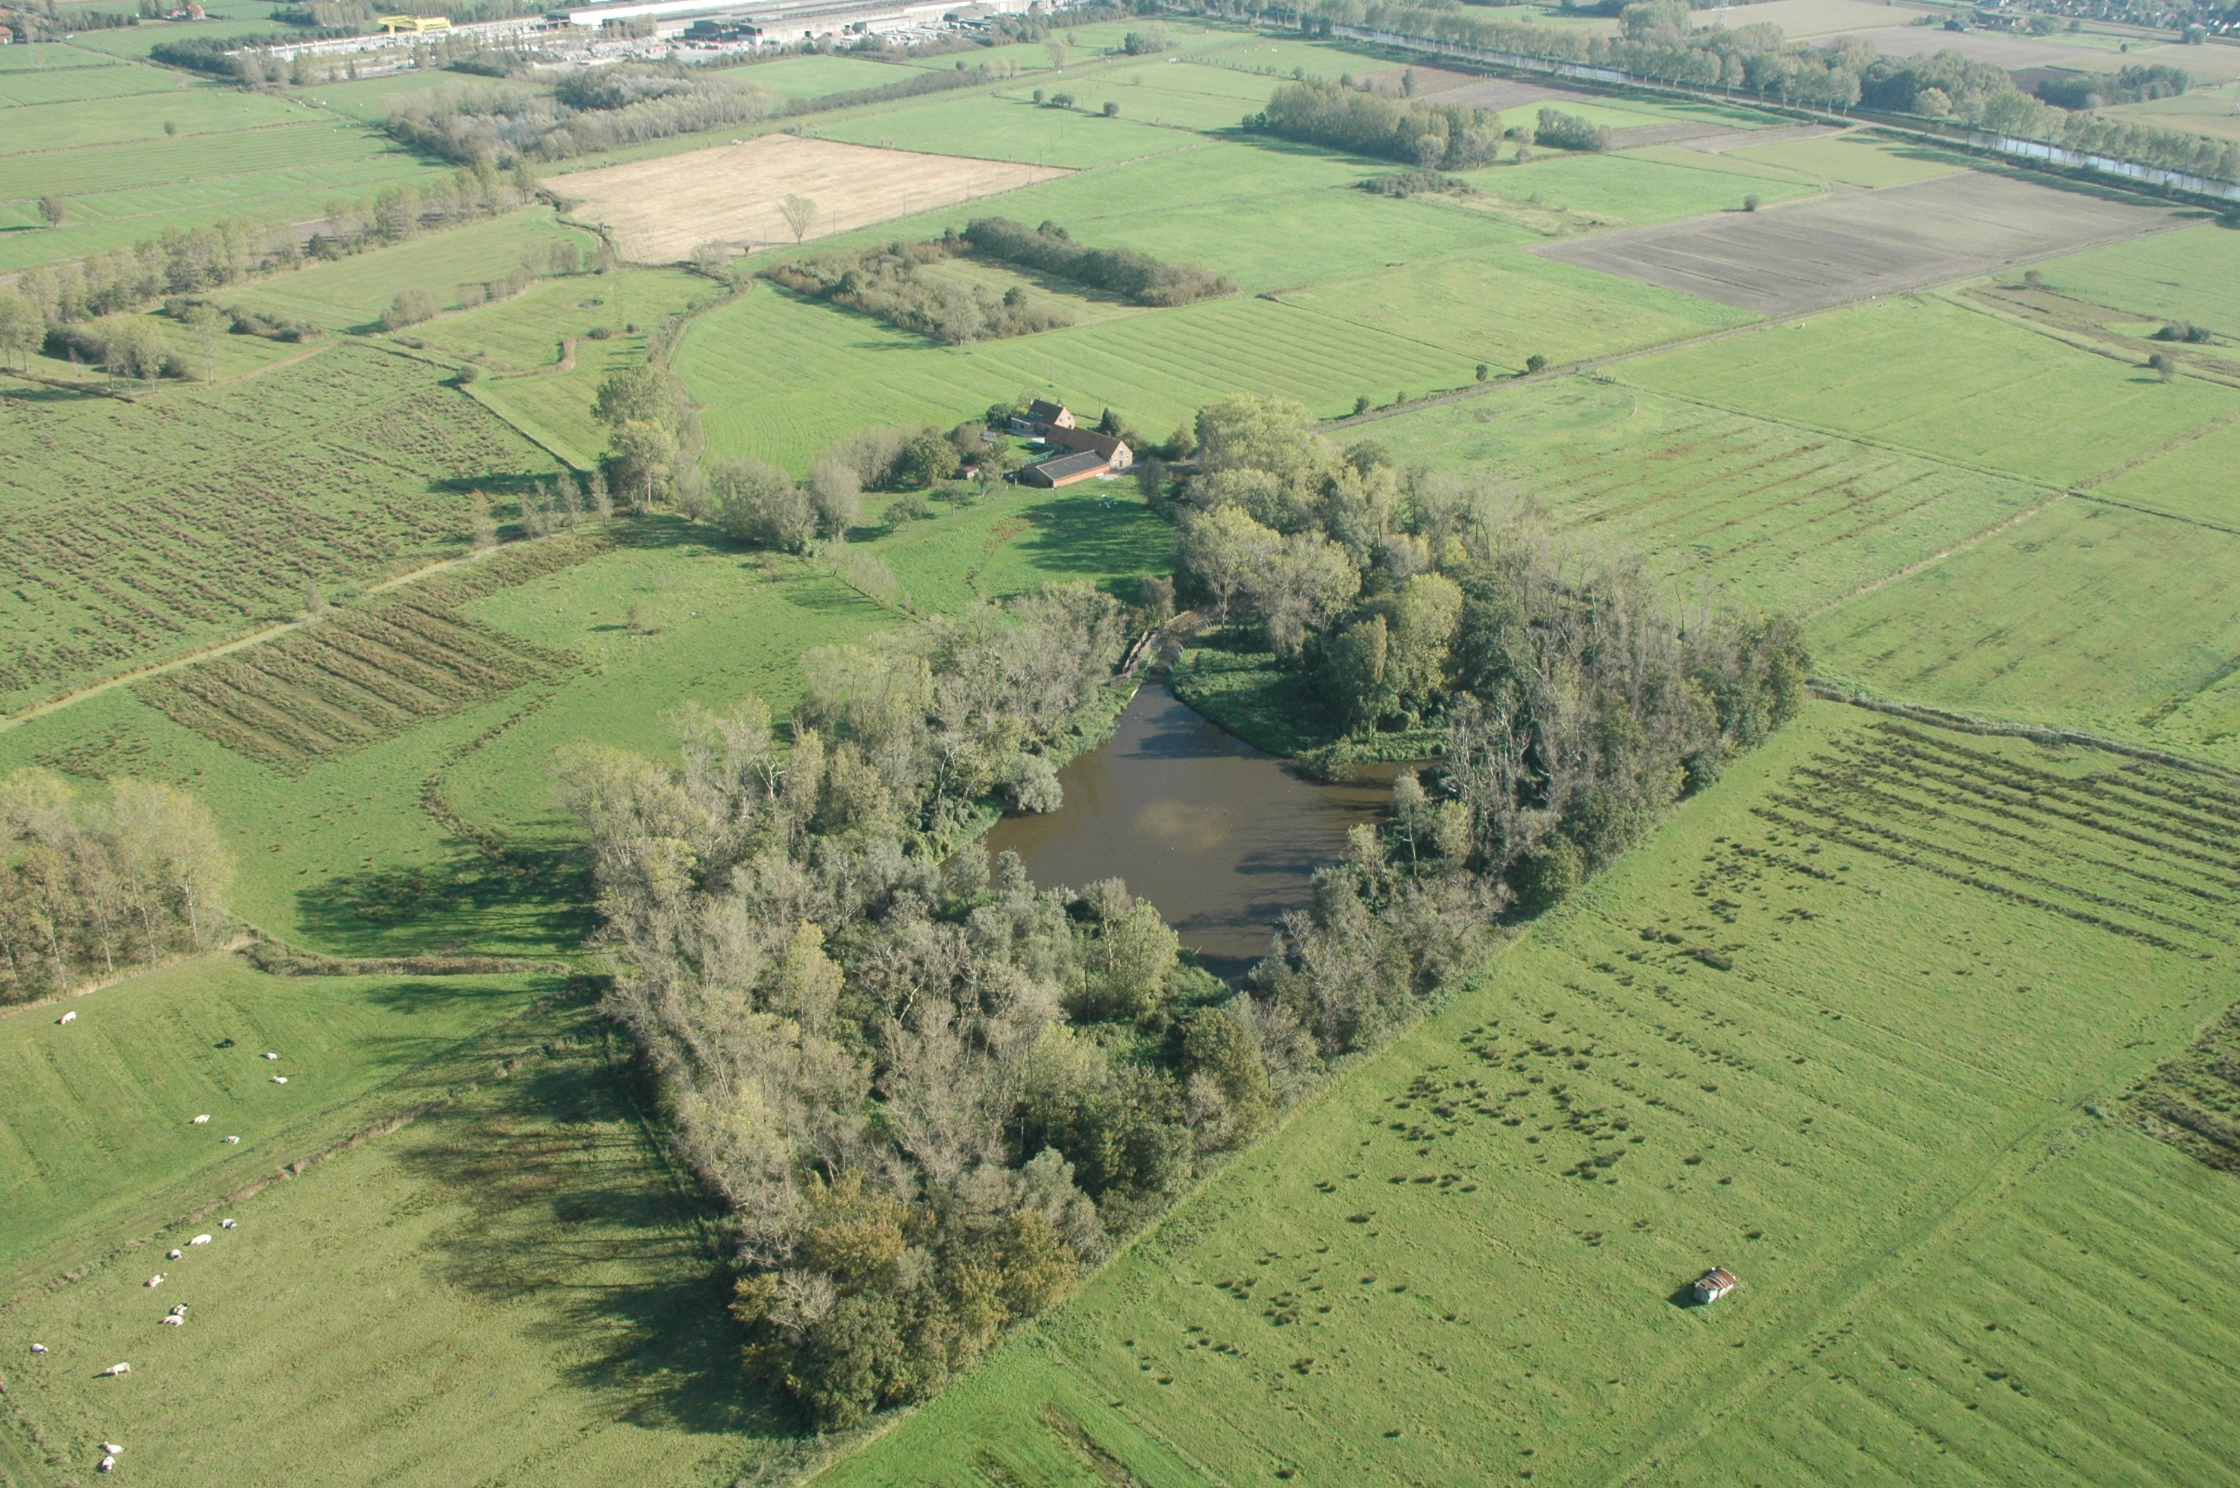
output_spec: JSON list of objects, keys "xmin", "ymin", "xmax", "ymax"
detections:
[
  {"xmin": 1728, "ymin": 130, "xmax": 1975, "ymax": 187},
  {"xmin": 1620, "ymin": 295, "xmax": 2240, "ymax": 487},
  {"xmin": 1363, "ymin": 377, "xmax": 2053, "ymax": 613},
  {"xmin": 223, "ymin": 211, "xmax": 600, "ymax": 331},
  {"xmin": 1808, "ymin": 496, "xmax": 2240, "ymax": 768},
  {"xmin": 0, "ymin": 340, "xmax": 560, "ymax": 713},
  {"xmin": 2094, "ymin": 412, "xmax": 2240, "ymax": 527},
  {"xmin": 817, "ymin": 704, "xmax": 2240, "ymax": 1488},
  {"xmin": 416, "ymin": 266, "xmax": 710, "ymax": 374},
  {"xmin": 0, "ymin": 82, "xmax": 306, "ymax": 153},
  {"xmin": 731, "ymin": 52, "xmax": 930, "ymax": 97}
]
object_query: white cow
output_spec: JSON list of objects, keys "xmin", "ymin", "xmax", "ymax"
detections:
[
  {"xmin": 102, "ymin": 1443, "xmax": 123, "ymax": 1454},
  {"xmin": 159, "ymin": 1315, "xmax": 183, "ymax": 1326},
  {"xmin": 224, "ymin": 1136, "xmax": 240, "ymax": 1144},
  {"xmin": 166, "ymin": 1249, "xmax": 182, "ymax": 1260},
  {"xmin": 28, "ymin": 1344, "xmax": 45, "ymax": 1355},
  {"xmin": 145, "ymin": 1275, "xmax": 163, "ymax": 1288},
  {"xmin": 101, "ymin": 1362, "xmax": 130, "ymax": 1376},
  {"xmin": 98, "ymin": 1455, "xmax": 116, "ymax": 1473},
  {"xmin": 169, "ymin": 1305, "xmax": 187, "ymax": 1317},
  {"xmin": 220, "ymin": 1218, "xmax": 237, "ymax": 1229},
  {"xmin": 263, "ymin": 1052, "xmax": 279, "ymax": 1060},
  {"xmin": 192, "ymin": 1114, "xmax": 211, "ymax": 1124},
  {"xmin": 190, "ymin": 1235, "xmax": 211, "ymax": 1246},
  {"xmin": 272, "ymin": 1076, "xmax": 288, "ymax": 1085},
  {"xmin": 57, "ymin": 1011, "xmax": 75, "ymax": 1025}
]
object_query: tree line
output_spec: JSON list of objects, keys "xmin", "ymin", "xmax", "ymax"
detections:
[
  {"xmin": 5, "ymin": 161, "xmax": 531, "ymax": 330},
  {"xmin": 0, "ymin": 771, "xmax": 235, "ymax": 1005},
  {"xmin": 1294, "ymin": 0, "xmax": 2240, "ymax": 180},
  {"xmin": 560, "ymin": 584, "xmax": 1289, "ymax": 1426},
  {"xmin": 1173, "ymin": 393, "xmax": 1807, "ymax": 1050},
  {"xmin": 384, "ymin": 61, "xmax": 1008, "ymax": 167},
  {"xmin": 959, "ymin": 218, "xmax": 1236, "ymax": 307}
]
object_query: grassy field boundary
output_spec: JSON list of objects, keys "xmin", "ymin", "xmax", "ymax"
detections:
[{"xmin": 1810, "ymin": 677, "xmax": 2240, "ymax": 781}]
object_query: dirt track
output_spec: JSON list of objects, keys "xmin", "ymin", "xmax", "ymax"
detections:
[
  {"xmin": 1534, "ymin": 168, "xmax": 2188, "ymax": 315},
  {"xmin": 553, "ymin": 134, "xmax": 1069, "ymax": 263}
]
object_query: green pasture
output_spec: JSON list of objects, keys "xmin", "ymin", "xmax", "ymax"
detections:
[
  {"xmin": 1728, "ymin": 129, "xmax": 1975, "ymax": 187},
  {"xmin": 0, "ymin": 953, "xmax": 567, "ymax": 1290},
  {"xmin": 819, "ymin": 705, "xmax": 2240, "ymax": 1488},
  {"xmin": 0, "ymin": 988, "xmax": 795, "ymax": 1488},
  {"xmin": 0, "ymin": 82, "xmax": 307, "ymax": 154},
  {"xmin": 12, "ymin": 307, "xmax": 308, "ymax": 383},
  {"xmin": 1809, "ymin": 495, "xmax": 2240, "ymax": 768},
  {"xmin": 2095, "ymin": 412, "xmax": 2240, "ymax": 527},
  {"xmin": 1472, "ymin": 146, "xmax": 1823, "ymax": 224},
  {"xmin": 0, "ymin": 41, "xmax": 120, "ymax": 69},
  {"xmin": 1367, "ymin": 376, "xmax": 2050, "ymax": 614},
  {"xmin": 2029, "ymin": 221, "xmax": 2240, "ymax": 336},
  {"xmin": 1275, "ymin": 246, "xmax": 1755, "ymax": 374},
  {"xmin": 678, "ymin": 284, "xmax": 1482, "ymax": 471},
  {"xmin": 224, "ymin": 211, "xmax": 599, "ymax": 331},
  {"xmin": 2098, "ymin": 86, "xmax": 2240, "ymax": 145},
  {"xmin": 0, "ymin": 112, "xmax": 380, "ymax": 201},
  {"xmin": 1067, "ymin": 61, "xmax": 1285, "ymax": 131},
  {"xmin": 1620, "ymin": 295, "xmax": 2240, "ymax": 487},
  {"xmin": 812, "ymin": 90, "xmax": 1196, "ymax": 167},
  {"xmin": 0, "ymin": 152, "xmax": 460, "ymax": 274},
  {"xmin": 44, "ymin": 16, "xmax": 284, "ymax": 59},
  {"xmin": 415, "ymin": 265, "xmax": 710, "ymax": 374},
  {"xmin": 305, "ymin": 63, "xmax": 501, "ymax": 121},
  {"xmin": 0, "ymin": 58, "xmax": 183, "ymax": 108}
]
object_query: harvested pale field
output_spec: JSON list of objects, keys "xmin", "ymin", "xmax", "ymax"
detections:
[
  {"xmin": 551, "ymin": 133, "xmax": 1068, "ymax": 263},
  {"xmin": 1436, "ymin": 76, "xmax": 1608, "ymax": 112},
  {"xmin": 1536, "ymin": 168, "xmax": 2182, "ymax": 314}
]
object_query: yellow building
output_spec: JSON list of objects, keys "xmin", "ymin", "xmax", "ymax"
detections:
[{"xmin": 376, "ymin": 14, "xmax": 453, "ymax": 32}]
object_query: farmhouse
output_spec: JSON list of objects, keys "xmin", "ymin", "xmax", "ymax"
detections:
[
  {"xmin": 1047, "ymin": 425, "xmax": 1133, "ymax": 470},
  {"xmin": 1017, "ymin": 451, "xmax": 1112, "ymax": 488},
  {"xmin": 1692, "ymin": 1266, "xmax": 1738, "ymax": 1305},
  {"xmin": 1012, "ymin": 400, "xmax": 1077, "ymax": 438}
]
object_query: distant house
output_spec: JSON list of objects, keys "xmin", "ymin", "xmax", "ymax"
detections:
[
  {"xmin": 1692, "ymin": 1267, "xmax": 1738, "ymax": 1305},
  {"xmin": 1011, "ymin": 399, "xmax": 1076, "ymax": 438},
  {"xmin": 1047, "ymin": 425, "xmax": 1133, "ymax": 470},
  {"xmin": 1017, "ymin": 450, "xmax": 1111, "ymax": 488}
]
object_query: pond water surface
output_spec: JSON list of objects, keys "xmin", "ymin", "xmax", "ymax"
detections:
[{"xmin": 984, "ymin": 686, "xmax": 1392, "ymax": 980}]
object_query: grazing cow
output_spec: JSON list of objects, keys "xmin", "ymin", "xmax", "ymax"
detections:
[
  {"xmin": 102, "ymin": 1443, "xmax": 123, "ymax": 1454},
  {"xmin": 101, "ymin": 1362, "xmax": 130, "ymax": 1376},
  {"xmin": 169, "ymin": 1305, "xmax": 187, "ymax": 1317},
  {"xmin": 223, "ymin": 1136, "xmax": 240, "ymax": 1144},
  {"xmin": 220, "ymin": 1218, "xmax": 237, "ymax": 1229},
  {"xmin": 272, "ymin": 1076, "xmax": 288, "ymax": 1085},
  {"xmin": 160, "ymin": 1315, "xmax": 183, "ymax": 1326},
  {"xmin": 28, "ymin": 1344, "xmax": 45, "ymax": 1354},
  {"xmin": 167, "ymin": 1249, "xmax": 182, "ymax": 1260},
  {"xmin": 57, "ymin": 1011, "xmax": 75, "ymax": 1025},
  {"xmin": 145, "ymin": 1275, "xmax": 163, "ymax": 1288},
  {"xmin": 193, "ymin": 1115, "xmax": 210, "ymax": 1124},
  {"xmin": 190, "ymin": 1235, "xmax": 211, "ymax": 1246},
  {"xmin": 263, "ymin": 1052, "xmax": 279, "ymax": 1060},
  {"xmin": 99, "ymin": 1454, "xmax": 116, "ymax": 1473}
]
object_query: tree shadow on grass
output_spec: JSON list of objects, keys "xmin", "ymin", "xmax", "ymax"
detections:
[
  {"xmin": 999, "ymin": 491, "xmax": 1174, "ymax": 592},
  {"xmin": 294, "ymin": 842, "xmax": 594, "ymax": 959},
  {"xmin": 395, "ymin": 1040, "xmax": 807, "ymax": 1441}
]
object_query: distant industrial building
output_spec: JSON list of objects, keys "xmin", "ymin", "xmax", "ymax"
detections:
[{"xmin": 547, "ymin": 0, "xmax": 1034, "ymax": 40}]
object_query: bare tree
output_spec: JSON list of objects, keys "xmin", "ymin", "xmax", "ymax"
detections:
[{"xmin": 777, "ymin": 194, "xmax": 818, "ymax": 245}]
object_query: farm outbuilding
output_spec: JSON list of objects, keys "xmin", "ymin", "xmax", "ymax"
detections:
[
  {"xmin": 1047, "ymin": 425, "xmax": 1133, "ymax": 470},
  {"xmin": 1012, "ymin": 400, "xmax": 1077, "ymax": 438},
  {"xmin": 1017, "ymin": 451, "xmax": 1111, "ymax": 488},
  {"xmin": 1692, "ymin": 1267, "xmax": 1738, "ymax": 1304}
]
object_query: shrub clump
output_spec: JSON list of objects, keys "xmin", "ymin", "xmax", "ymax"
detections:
[
  {"xmin": 961, "ymin": 217, "xmax": 1234, "ymax": 306},
  {"xmin": 762, "ymin": 237, "xmax": 1073, "ymax": 345}
]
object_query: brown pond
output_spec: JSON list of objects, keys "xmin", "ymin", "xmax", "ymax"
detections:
[{"xmin": 984, "ymin": 685, "xmax": 1393, "ymax": 980}]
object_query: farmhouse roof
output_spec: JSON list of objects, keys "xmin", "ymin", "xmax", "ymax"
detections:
[
  {"xmin": 1048, "ymin": 425, "xmax": 1130, "ymax": 461},
  {"xmin": 1026, "ymin": 399, "xmax": 1074, "ymax": 428},
  {"xmin": 1019, "ymin": 450, "xmax": 1109, "ymax": 487}
]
